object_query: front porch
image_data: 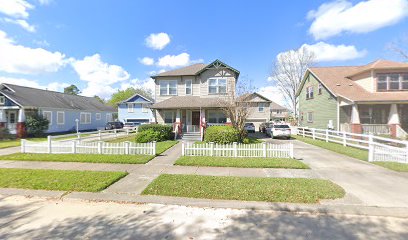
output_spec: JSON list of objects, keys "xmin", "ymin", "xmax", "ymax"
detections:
[
  {"xmin": 0, "ymin": 108, "xmax": 27, "ymax": 137},
  {"xmin": 339, "ymin": 103, "xmax": 408, "ymax": 138}
]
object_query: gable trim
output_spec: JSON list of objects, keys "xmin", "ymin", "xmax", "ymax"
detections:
[
  {"xmin": 196, "ymin": 59, "xmax": 240, "ymax": 78},
  {"xmin": 121, "ymin": 94, "xmax": 153, "ymax": 104},
  {"xmin": 295, "ymin": 69, "xmax": 338, "ymax": 99}
]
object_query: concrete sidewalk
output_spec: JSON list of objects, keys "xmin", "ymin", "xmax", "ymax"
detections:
[{"xmin": 0, "ymin": 146, "xmax": 20, "ymax": 156}]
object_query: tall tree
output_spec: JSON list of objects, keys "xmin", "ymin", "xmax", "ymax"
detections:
[
  {"xmin": 64, "ymin": 85, "xmax": 81, "ymax": 95},
  {"xmin": 270, "ymin": 47, "xmax": 315, "ymax": 118},
  {"xmin": 107, "ymin": 87, "xmax": 153, "ymax": 107},
  {"xmin": 94, "ymin": 95, "xmax": 105, "ymax": 104}
]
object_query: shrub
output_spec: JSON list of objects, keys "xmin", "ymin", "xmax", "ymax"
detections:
[
  {"xmin": 204, "ymin": 126, "xmax": 239, "ymax": 144},
  {"xmin": 0, "ymin": 127, "xmax": 11, "ymax": 140},
  {"xmin": 137, "ymin": 124, "xmax": 173, "ymax": 141},
  {"xmin": 135, "ymin": 129, "xmax": 162, "ymax": 143},
  {"xmin": 26, "ymin": 113, "xmax": 49, "ymax": 137}
]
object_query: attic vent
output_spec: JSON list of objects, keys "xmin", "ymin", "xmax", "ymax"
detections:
[{"xmin": 336, "ymin": 83, "xmax": 341, "ymax": 86}]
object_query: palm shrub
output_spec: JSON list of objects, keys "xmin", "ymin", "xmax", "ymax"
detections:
[{"xmin": 204, "ymin": 126, "xmax": 239, "ymax": 144}]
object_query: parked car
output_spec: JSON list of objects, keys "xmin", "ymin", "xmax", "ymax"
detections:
[
  {"xmin": 244, "ymin": 122, "xmax": 255, "ymax": 133},
  {"xmin": 123, "ymin": 122, "xmax": 138, "ymax": 130},
  {"xmin": 259, "ymin": 122, "xmax": 267, "ymax": 133},
  {"xmin": 265, "ymin": 123, "xmax": 274, "ymax": 136},
  {"xmin": 105, "ymin": 121, "xmax": 123, "ymax": 130},
  {"xmin": 270, "ymin": 124, "xmax": 291, "ymax": 139}
]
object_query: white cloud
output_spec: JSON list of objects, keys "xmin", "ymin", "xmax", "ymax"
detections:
[
  {"xmin": 81, "ymin": 82, "xmax": 117, "ymax": 99},
  {"xmin": 301, "ymin": 42, "xmax": 366, "ymax": 61},
  {"xmin": 38, "ymin": 0, "xmax": 53, "ymax": 5},
  {"xmin": 0, "ymin": 77, "xmax": 69, "ymax": 91},
  {"xmin": 0, "ymin": 0, "xmax": 33, "ymax": 19},
  {"xmin": 0, "ymin": 30, "xmax": 66, "ymax": 74},
  {"xmin": 308, "ymin": 0, "xmax": 408, "ymax": 40},
  {"xmin": 145, "ymin": 32, "xmax": 170, "ymax": 50},
  {"xmin": 120, "ymin": 78, "xmax": 155, "ymax": 93},
  {"xmin": 157, "ymin": 52, "xmax": 203, "ymax": 68},
  {"xmin": 258, "ymin": 85, "xmax": 287, "ymax": 107},
  {"xmin": 4, "ymin": 18, "xmax": 36, "ymax": 32},
  {"xmin": 71, "ymin": 54, "xmax": 129, "ymax": 85},
  {"xmin": 139, "ymin": 57, "xmax": 154, "ymax": 66}
]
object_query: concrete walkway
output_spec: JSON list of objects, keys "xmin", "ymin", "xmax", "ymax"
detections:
[{"xmin": 0, "ymin": 146, "xmax": 20, "ymax": 156}]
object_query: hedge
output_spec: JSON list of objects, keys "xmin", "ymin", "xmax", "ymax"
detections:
[
  {"xmin": 204, "ymin": 126, "xmax": 239, "ymax": 144},
  {"xmin": 136, "ymin": 124, "xmax": 173, "ymax": 142}
]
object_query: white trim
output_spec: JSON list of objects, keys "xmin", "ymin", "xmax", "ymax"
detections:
[
  {"xmin": 0, "ymin": 96, "xmax": 5, "ymax": 105},
  {"xmin": 43, "ymin": 111, "xmax": 52, "ymax": 125},
  {"xmin": 56, "ymin": 111, "xmax": 65, "ymax": 125},
  {"xmin": 0, "ymin": 92, "xmax": 22, "ymax": 107},
  {"xmin": 128, "ymin": 103, "xmax": 134, "ymax": 113},
  {"xmin": 159, "ymin": 80, "xmax": 178, "ymax": 96},
  {"xmin": 96, "ymin": 113, "xmax": 101, "ymax": 120},
  {"xmin": 208, "ymin": 78, "xmax": 227, "ymax": 94},
  {"xmin": 80, "ymin": 112, "xmax": 91, "ymax": 124},
  {"xmin": 106, "ymin": 113, "xmax": 112, "ymax": 122},
  {"xmin": 185, "ymin": 79, "xmax": 192, "ymax": 95}
]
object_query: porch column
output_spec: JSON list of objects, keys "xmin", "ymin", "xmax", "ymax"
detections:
[
  {"xmin": 388, "ymin": 104, "xmax": 400, "ymax": 137},
  {"xmin": 16, "ymin": 108, "xmax": 27, "ymax": 138},
  {"xmin": 0, "ymin": 109, "xmax": 5, "ymax": 128},
  {"xmin": 175, "ymin": 109, "xmax": 182, "ymax": 135},
  {"xmin": 200, "ymin": 109, "xmax": 206, "ymax": 139},
  {"xmin": 350, "ymin": 104, "xmax": 362, "ymax": 134}
]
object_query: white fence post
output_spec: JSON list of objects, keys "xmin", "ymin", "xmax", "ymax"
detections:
[
  {"xmin": 210, "ymin": 142, "xmax": 214, "ymax": 156},
  {"xmin": 47, "ymin": 135, "xmax": 52, "ymax": 154},
  {"xmin": 72, "ymin": 141, "xmax": 77, "ymax": 154},
  {"xmin": 114, "ymin": 129, "xmax": 117, "ymax": 138},
  {"xmin": 152, "ymin": 141, "xmax": 156, "ymax": 155},
  {"xmin": 98, "ymin": 130, "xmax": 102, "ymax": 140},
  {"xmin": 125, "ymin": 141, "xmax": 130, "ymax": 155},
  {"xmin": 20, "ymin": 139, "xmax": 26, "ymax": 153},
  {"xmin": 312, "ymin": 128, "xmax": 316, "ymax": 140},
  {"xmin": 126, "ymin": 129, "xmax": 129, "ymax": 135},
  {"xmin": 289, "ymin": 143, "xmax": 294, "ymax": 158},
  {"xmin": 97, "ymin": 141, "xmax": 102, "ymax": 154},
  {"xmin": 233, "ymin": 142, "xmax": 238, "ymax": 157},
  {"xmin": 325, "ymin": 129, "xmax": 329, "ymax": 142},
  {"xmin": 302, "ymin": 128, "xmax": 305, "ymax": 137},
  {"xmin": 343, "ymin": 132, "xmax": 347, "ymax": 146},
  {"xmin": 368, "ymin": 135, "xmax": 374, "ymax": 162},
  {"xmin": 262, "ymin": 142, "xmax": 267, "ymax": 158},
  {"xmin": 77, "ymin": 132, "xmax": 81, "ymax": 140},
  {"xmin": 181, "ymin": 141, "xmax": 185, "ymax": 156}
]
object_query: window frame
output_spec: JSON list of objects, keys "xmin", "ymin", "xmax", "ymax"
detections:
[
  {"xmin": 106, "ymin": 113, "xmax": 112, "ymax": 122},
  {"xmin": 307, "ymin": 112, "xmax": 313, "ymax": 123},
  {"xmin": 96, "ymin": 113, "xmax": 101, "ymax": 120},
  {"xmin": 141, "ymin": 104, "xmax": 148, "ymax": 113},
  {"xmin": 0, "ymin": 96, "xmax": 5, "ymax": 105},
  {"xmin": 377, "ymin": 73, "xmax": 408, "ymax": 91},
  {"xmin": 318, "ymin": 83, "xmax": 323, "ymax": 95},
  {"xmin": 185, "ymin": 79, "xmax": 192, "ymax": 95},
  {"xmin": 56, "ymin": 111, "xmax": 65, "ymax": 125},
  {"xmin": 208, "ymin": 78, "xmax": 227, "ymax": 95},
  {"xmin": 43, "ymin": 111, "xmax": 52, "ymax": 125},
  {"xmin": 306, "ymin": 86, "xmax": 314, "ymax": 100},
  {"xmin": 208, "ymin": 110, "xmax": 227, "ymax": 123},
  {"xmin": 164, "ymin": 111, "xmax": 175, "ymax": 124},
  {"xmin": 160, "ymin": 80, "xmax": 178, "ymax": 96},
  {"xmin": 258, "ymin": 102, "xmax": 266, "ymax": 112},
  {"xmin": 128, "ymin": 103, "xmax": 134, "ymax": 113},
  {"xmin": 80, "ymin": 112, "xmax": 91, "ymax": 124}
]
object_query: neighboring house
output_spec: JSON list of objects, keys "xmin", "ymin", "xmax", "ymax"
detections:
[
  {"xmin": 117, "ymin": 94, "xmax": 155, "ymax": 125},
  {"xmin": 242, "ymin": 93, "xmax": 272, "ymax": 130},
  {"xmin": 150, "ymin": 59, "xmax": 239, "ymax": 140},
  {"xmin": 270, "ymin": 102, "xmax": 289, "ymax": 122},
  {"xmin": 0, "ymin": 83, "xmax": 115, "ymax": 138},
  {"xmin": 296, "ymin": 59, "xmax": 408, "ymax": 138}
]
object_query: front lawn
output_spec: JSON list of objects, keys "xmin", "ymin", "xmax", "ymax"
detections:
[
  {"xmin": 0, "ymin": 139, "xmax": 21, "ymax": 149},
  {"xmin": 0, "ymin": 168, "xmax": 127, "ymax": 192},
  {"xmin": 142, "ymin": 174, "xmax": 345, "ymax": 203},
  {"xmin": 0, "ymin": 153, "xmax": 154, "ymax": 164},
  {"xmin": 294, "ymin": 135, "xmax": 408, "ymax": 172},
  {"xmin": 106, "ymin": 136, "xmax": 178, "ymax": 155},
  {"xmin": 175, "ymin": 156, "xmax": 309, "ymax": 169}
]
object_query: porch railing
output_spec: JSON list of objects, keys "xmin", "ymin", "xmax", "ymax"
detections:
[
  {"xmin": 207, "ymin": 123, "xmax": 227, "ymax": 127},
  {"xmin": 361, "ymin": 124, "xmax": 390, "ymax": 135},
  {"xmin": 5, "ymin": 123, "xmax": 17, "ymax": 134},
  {"xmin": 184, "ymin": 125, "xmax": 200, "ymax": 133}
]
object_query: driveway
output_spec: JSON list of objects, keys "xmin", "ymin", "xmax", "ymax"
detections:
[{"xmin": 265, "ymin": 138, "xmax": 408, "ymax": 208}]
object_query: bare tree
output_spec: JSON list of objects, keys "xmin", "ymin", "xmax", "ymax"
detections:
[
  {"xmin": 218, "ymin": 77, "xmax": 256, "ymax": 141},
  {"xmin": 270, "ymin": 47, "xmax": 315, "ymax": 119},
  {"xmin": 388, "ymin": 36, "xmax": 408, "ymax": 60}
]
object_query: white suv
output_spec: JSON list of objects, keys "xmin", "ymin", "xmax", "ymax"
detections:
[{"xmin": 270, "ymin": 124, "xmax": 291, "ymax": 139}]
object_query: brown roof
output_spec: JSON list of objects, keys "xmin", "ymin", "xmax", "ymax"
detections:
[
  {"xmin": 151, "ymin": 96, "xmax": 225, "ymax": 109},
  {"xmin": 153, "ymin": 63, "xmax": 207, "ymax": 77},
  {"xmin": 308, "ymin": 62, "xmax": 408, "ymax": 102},
  {"xmin": 346, "ymin": 59, "xmax": 408, "ymax": 77}
]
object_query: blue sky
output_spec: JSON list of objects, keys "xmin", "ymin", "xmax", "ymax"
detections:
[{"xmin": 0, "ymin": 0, "xmax": 408, "ymax": 105}]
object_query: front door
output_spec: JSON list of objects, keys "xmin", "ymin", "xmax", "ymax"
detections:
[
  {"xmin": 7, "ymin": 111, "xmax": 17, "ymax": 134},
  {"xmin": 190, "ymin": 111, "xmax": 200, "ymax": 132}
]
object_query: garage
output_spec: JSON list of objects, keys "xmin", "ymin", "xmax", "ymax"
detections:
[{"xmin": 246, "ymin": 119, "xmax": 267, "ymax": 132}]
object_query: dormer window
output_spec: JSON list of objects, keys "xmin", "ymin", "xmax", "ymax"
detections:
[
  {"xmin": 0, "ymin": 96, "xmax": 5, "ymax": 105},
  {"xmin": 377, "ymin": 73, "xmax": 408, "ymax": 91}
]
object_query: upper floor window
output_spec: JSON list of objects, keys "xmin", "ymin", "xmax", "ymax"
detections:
[
  {"xmin": 160, "ymin": 80, "xmax": 177, "ymax": 96},
  {"xmin": 208, "ymin": 78, "xmax": 227, "ymax": 94},
  {"xmin": 128, "ymin": 103, "xmax": 134, "ymax": 113},
  {"xmin": 258, "ymin": 103, "xmax": 267, "ymax": 112},
  {"xmin": 377, "ymin": 73, "xmax": 408, "ymax": 91},
  {"xmin": 185, "ymin": 79, "xmax": 192, "ymax": 95},
  {"xmin": 318, "ymin": 83, "xmax": 323, "ymax": 95},
  {"xmin": 142, "ymin": 104, "xmax": 148, "ymax": 113},
  {"xmin": 0, "ymin": 96, "xmax": 5, "ymax": 105},
  {"xmin": 306, "ymin": 86, "xmax": 314, "ymax": 99}
]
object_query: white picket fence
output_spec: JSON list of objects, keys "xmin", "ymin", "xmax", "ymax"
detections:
[
  {"xmin": 182, "ymin": 142, "xmax": 294, "ymax": 158},
  {"xmin": 50, "ymin": 128, "xmax": 136, "ymax": 142},
  {"xmin": 21, "ymin": 136, "xmax": 155, "ymax": 155},
  {"xmin": 297, "ymin": 127, "xmax": 408, "ymax": 163}
]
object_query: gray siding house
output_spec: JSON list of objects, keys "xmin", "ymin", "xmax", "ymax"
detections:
[{"xmin": 0, "ymin": 83, "xmax": 115, "ymax": 137}]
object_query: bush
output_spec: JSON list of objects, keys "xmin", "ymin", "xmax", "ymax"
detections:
[
  {"xmin": 137, "ymin": 124, "xmax": 173, "ymax": 141},
  {"xmin": 26, "ymin": 113, "xmax": 49, "ymax": 137},
  {"xmin": 135, "ymin": 129, "xmax": 162, "ymax": 143},
  {"xmin": 204, "ymin": 126, "xmax": 239, "ymax": 144},
  {"xmin": 0, "ymin": 127, "xmax": 11, "ymax": 140}
]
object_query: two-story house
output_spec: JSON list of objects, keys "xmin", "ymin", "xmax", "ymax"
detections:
[
  {"xmin": 241, "ymin": 93, "xmax": 272, "ymax": 130},
  {"xmin": 296, "ymin": 60, "xmax": 408, "ymax": 138},
  {"xmin": 0, "ymin": 83, "xmax": 115, "ymax": 138},
  {"xmin": 270, "ymin": 102, "xmax": 289, "ymax": 123},
  {"xmin": 151, "ymin": 59, "xmax": 239, "ymax": 140},
  {"xmin": 117, "ymin": 94, "xmax": 155, "ymax": 125}
]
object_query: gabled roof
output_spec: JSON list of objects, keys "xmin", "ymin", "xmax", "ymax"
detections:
[
  {"xmin": 0, "ymin": 83, "xmax": 115, "ymax": 111},
  {"xmin": 346, "ymin": 59, "xmax": 408, "ymax": 78},
  {"xmin": 151, "ymin": 59, "xmax": 240, "ymax": 78},
  {"xmin": 120, "ymin": 93, "xmax": 153, "ymax": 104},
  {"xmin": 241, "ymin": 92, "xmax": 272, "ymax": 103},
  {"xmin": 296, "ymin": 60, "xmax": 408, "ymax": 102}
]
